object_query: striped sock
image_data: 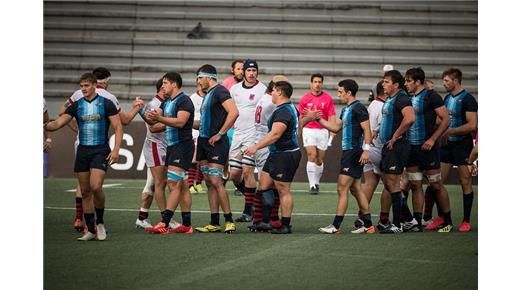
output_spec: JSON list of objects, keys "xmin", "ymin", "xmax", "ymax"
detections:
[
  {"xmin": 243, "ymin": 187, "xmax": 256, "ymax": 216},
  {"xmin": 271, "ymin": 190, "xmax": 280, "ymax": 221},
  {"xmin": 253, "ymin": 190, "xmax": 263, "ymax": 223},
  {"xmin": 75, "ymin": 197, "xmax": 83, "ymax": 219},
  {"xmin": 188, "ymin": 163, "xmax": 197, "ymax": 187}
]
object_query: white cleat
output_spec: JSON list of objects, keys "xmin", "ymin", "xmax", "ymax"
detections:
[
  {"xmin": 318, "ymin": 224, "xmax": 340, "ymax": 234},
  {"xmin": 136, "ymin": 218, "xmax": 153, "ymax": 229},
  {"xmin": 77, "ymin": 231, "xmax": 96, "ymax": 241},
  {"xmin": 96, "ymin": 224, "xmax": 107, "ymax": 241},
  {"xmin": 169, "ymin": 220, "xmax": 181, "ymax": 230}
]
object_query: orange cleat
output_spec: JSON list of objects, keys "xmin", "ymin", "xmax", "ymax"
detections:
[
  {"xmin": 425, "ymin": 216, "xmax": 444, "ymax": 230},
  {"xmin": 458, "ymin": 221, "xmax": 472, "ymax": 232},
  {"xmin": 145, "ymin": 222, "xmax": 168, "ymax": 234}
]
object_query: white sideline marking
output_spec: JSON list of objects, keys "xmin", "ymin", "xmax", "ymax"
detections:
[
  {"xmin": 44, "ymin": 206, "xmax": 379, "ymax": 217},
  {"xmin": 65, "ymin": 183, "xmax": 122, "ymax": 192}
]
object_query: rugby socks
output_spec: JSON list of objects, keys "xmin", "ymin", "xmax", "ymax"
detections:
[
  {"xmin": 243, "ymin": 187, "xmax": 256, "ymax": 216},
  {"xmin": 188, "ymin": 162, "xmax": 197, "ymax": 187},
  {"xmin": 84, "ymin": 213, "xmax": 96, "ymax": 233},
  {"xmin": 253, "ymin": 190, "xmax": 263, "ymax": 224},
  {"xmin": 379, "ymin": 212, "xmax": 390, "ymax": 224},
  {"xmin": 224, "ymin": 212, "xmax": 233, "ymax": 223},
  {"xmin": 260, "ymin": 189, "xmax": 275, "ymax": 223},
  {"xmin": 332, "ymin": 215, "xmax": 344, "ymax": 229},
  {"xmin": 271, "ymin": 189, "xmax": 280, "ymax": 222},
  {"xmin": 75, "ymin": 197, "xmax": 83, "ymax": 220},
  {"xmin": 236, "ymin": 179, "xmax": 245, "ymax": 194},
  {"xmin": 443, "ymin": 211, "xmax": 453, "ymax": 226},
  {"xmin": 357, "ymin": 210, "xmax": 363, "ymax": 220},
  {"xmin": 423, "ymin": 185, "xmax": 435, "ymax": 221},
  {"xmin": 315, "ymin": 163, "xmax": 324, "ymax": 186},
  {"xmin": 161, "ymin": 209, "xmax": 174, "ymax": 225},
  {"xmin": 282, "ymin": 217, "xmax": 291, "ymax": 227},
  {"xmin": 362, "ymin": 213, "xmax": 373, "ymax": 228},
  {"xmin": 138, "ymin": 207, "xmax": 149, "ymax": 221},
  {"xmin": 210, "ymin": 213, "xmax": 220, "ymax": 226},
  {"xmin": 181, "ymin": 212, "xmax": 191, "ymax": 227},
  {"xmin": 160, "ymin": 211, "xmax": 166, "ymax": 219},
  {"xmin": 95, "ymin": 207, "xmax": 105, "ymax": 225},
  {"xmin": 195, "ymin": 165, "xmax": 203, "ymax": 185},
  {"xmin": 413, "ymin": 212, "xmax": 423, "ymax": 227},
  {"xmin": 463, "ymin": 192, "xmax": 474, "ymax": 222},
  {"xmin": 306, "ymin": 161, "xmax": 316, "ymax": 188},
  {"xmin": 391, "ymin": 192, "xmax": 402, "ymax": 228}
]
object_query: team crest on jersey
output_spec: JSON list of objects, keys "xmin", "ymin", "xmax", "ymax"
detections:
[
  {"xmin": 321, "ymin": 102, "xmax": 325, "ymax": 108},
  {"xmin": 96, "ymin": 102, "xmax": 103, "ymax": 106},
  {"xmin": 249, "ymin": 94, "xmax": 255, "ymax": 101},
  {"xmin": 342, "ymin": 118, "xmax": 348, "ymax": 125},
  {"xmin": 382, "ymin": 107, "xmax": 389, "ymax": 115}
]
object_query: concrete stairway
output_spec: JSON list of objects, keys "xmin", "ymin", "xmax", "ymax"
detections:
[{"xmin": 44, "ymin": 0, "xmax": 478, "ymax": 105}]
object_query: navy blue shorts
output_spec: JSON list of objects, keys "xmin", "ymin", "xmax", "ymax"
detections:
[
  {"xmin": 74, "ymin": 144, "xmax": 110, "ymax": 173},
  {"xmin": 166, "ymin": 140, "xmax": 195, "ymax": 171},
  {"xmin": 407, "ymin": 142, "xmax": 441, "ymax": 170},
  {"xmin": 196, "ymin": 136, "xmax": 229, "ymax": 166},
  {"xmin": 441, "ymin": 138, "xmax": 473, "ymax": 166},
  {"xmin": 262, "ymin": 150, "xmax": 302, "ymax": 182},
  {"xmin": 339, "ymin": 148, "xmax": 364, "ymax": 179},
  {"xmin": 380, "ymin": 138, "xmax": 411, "ymax": 175}
]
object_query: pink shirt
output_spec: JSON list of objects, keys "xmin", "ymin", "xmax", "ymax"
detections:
[
  {"xmin": 221, "ymin": 76, "xmax": 238, "ymax": 90},
  {"xmin": 298, "ymin": 91, "xmax": 336, "ymax": 129}
]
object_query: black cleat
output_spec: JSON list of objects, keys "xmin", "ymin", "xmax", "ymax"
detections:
[
  {"xmin": 271, "ymin": 225, "xmax": 292, "ymax": 234},
  {"xmin": 315, "ymin": 184, "xmax": 320, "ymax": 194},
  {"xmin": 310, "ymin": 186, "xmax": 318, "ymax": 195},
  {"xmin": 235, "ymin": 213, "xmax": 252, "ymax": 222}
]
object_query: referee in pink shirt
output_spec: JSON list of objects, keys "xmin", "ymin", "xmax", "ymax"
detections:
[{"xmin": 298, "ymin": 73, "xmax": 336, "ymax": 194}]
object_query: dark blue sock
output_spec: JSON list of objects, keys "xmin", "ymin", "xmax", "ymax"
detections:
[
  {"xmin": 84, "ymin": 213, "xmax": 95, "ymax": 233},
  {"xmin": 210, "ymin": 213, "xmax": 220, "ymax": 226},
  {"xmin": 95, "ymin": 207, "xmax": 104, "ymax": 225},
  {"xmin": 362, "ymin": 213, "xmax": 373, "ymax": 227},
  {"xmin": 463, "ymin": 192, "xmax": 474, "ymax": 222},
  {"xmin": 391, "ymin": 192, "xmax": 402, "ymax": 227},
  {"xmin": 332, "ymin": 215, "xmax": 344, "ymax": 229},
  {"xmin": 224, "ymin": 213, "xmax": 233, "ymax": 223},
  {"xmin": 181, "ymin": 212, "xmax": 191, "ymax": 227},
  {"xmin": 161, "ymin": 209, "xmax": 174, "ymax": 224},
  {"xmin": 282, "ymin": 217, "xmax": 291, "ymax": 227}
]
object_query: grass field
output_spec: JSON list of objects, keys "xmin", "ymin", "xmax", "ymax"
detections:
[{"xmin": 44, "ymin": 178, "xmax": 477, "ymax": 290}]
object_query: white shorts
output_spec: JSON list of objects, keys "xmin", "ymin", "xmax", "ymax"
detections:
[
  {"xmin": 142, "ymin": 167, "xmax": 155, "ymax": 195},
  {"xmin": 302, "ymin": 127, "xmax": 329, "ymax": 151},
  {"xmin": 143, "ymin": 139, "xmax": 167, "ymax": 167},
  {"xmin": 254, "ymin": 146, "xmax": 270, "ymax": 170},
  {"xmin": 229, "ymin": 131, "xmax": 255, "ymax": 159},
  {"xmin": 363, "ymin": 143, "xmax": 383, "ymax": 175}
]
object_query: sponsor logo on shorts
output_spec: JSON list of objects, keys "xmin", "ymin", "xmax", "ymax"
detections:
[
  {"xmin": 429, "ymin": 162, "xmax": 435, "ymax": 166},
  {"xmin": 174, "ymin": 159, "xmax": 180, "ymax": 163},
  {"xmin": 276, "ymin": 173, "xmax": 283, "ymax": 179},
  {"xmin": 389, "ymin": 166, "xmax": 397, "ymax": 171},
  {"xmin": 211, "ymin": 156, "xmax": 219, "ymax": 160},
  {"xmin": 343, "ymin": 167, "xmax": 350, "ymax": 172}
]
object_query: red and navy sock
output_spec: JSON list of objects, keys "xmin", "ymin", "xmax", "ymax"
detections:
[
  {"xmin": 423, "ymin": 185, "xmax": 435, "ymax": 220},
  {"xmin": 243, "ymin": 187, "xmax": 256, "ymax": 216},
  {"xmin": 195, "ymin": 165, "xmax": 203, "ymax": 185},
  {"xmin": 188, "ymin": 162, "xmax": 197, "ymax": 187},
  {"xmin": 379, "ymin": 212, "xmax": 390, "ymax": 224},
  {"xmin": 463, "ymin": 192, "xmax": 474, "ymax": 222},
  {"xmin": 95, "ymin": 207, "xmax": 104, "ymax": 225},
  {"xmin": 75, "ymin": 197, "xmax": 83, "ymax": 220},
  {"xmin": 138, "ymin": 208, "xmax": 149, "ymax": 221},
  {"xmin": 84, "ymin": 213, "xmax": 96, "ymax": 234},
  {"xmin": 357, "ymin": 210, "xmax": 363, "ymax": 220},
  {"xmin": 271, "ymin": 189, "xmax": 280, "ymax": 222},
  {"xmin": 181, "ymin": 211, "xmax": 191, "ymax": 227},
  {"xmin": 253, "ymin": 190, "xmax": 264, "ymax": 224}
]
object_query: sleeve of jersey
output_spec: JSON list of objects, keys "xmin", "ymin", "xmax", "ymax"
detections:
[
  {"xmin": 272, "ymin": 109, "xmax": 292, "ymax": 127},
  {"xmin": 216, "ymin": 86, "xmax": 232, "ymax": 104},
  {"xmin": 463, "ymin": 95, "xmax": 478, "ymax": 112},
  {"xmin": 355, "ymin": 105, "xmax": 369, "ymax": 123},
  {"xmin": 396, "ymin": 95, "xmax": 412, "ymax": 111},
  {"xmin": 64, "ymin": 101, "xmax": 76, "ymax": 117},
  {"xmin": 105, "ymin": 99, "xmax": 119, "ymax": 116},
  {"xmin": 178, "ymin": 97, "xmax": 195, "ymax": 114},
  {"xmin": 429, "ymin": 92, "xmax": 445, "ymax": 109}
]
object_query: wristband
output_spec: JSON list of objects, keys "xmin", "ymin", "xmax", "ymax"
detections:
[
  {"xmin": 45, "ymin": 138, "xmax": 52, "ymax": 143},
  {"xmin": 362, "ymin": 143, "xmax": 370, "ymax": 151},
  {"xmin": 217, "ymin": 131, "xmax": 225, "ymax": 137}
]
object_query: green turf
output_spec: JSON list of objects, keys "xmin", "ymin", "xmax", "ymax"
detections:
[{"xmin": 44, "ymin": 178, "xmax": 477, "ymax": 290}]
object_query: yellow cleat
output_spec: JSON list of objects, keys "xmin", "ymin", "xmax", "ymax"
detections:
[
  {"xmin": 224, "ymin": 222, "xmax": 236, "ymax": 234},
  {"xmin": 189, "ymin": 186, "xmax": 197, "ymax": 194},
  {"xmin": 195, "ymin": 184, "xmax": 204, "ymax": 193},
  {"xmin": 437, "ymin": 224, "xmax": 453, "ymax": 233},
  {"xmin": 195, "ymin": 224, "xmax": 223, "ymax": 233}
]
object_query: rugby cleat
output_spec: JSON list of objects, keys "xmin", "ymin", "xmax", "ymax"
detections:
[
  {"xmin": 309, "ymin": 186, "xmax": 318, "ymax": 195},
  {"xmin": 135, "ymin": 218, "xmax": 153, "ymax": 229},
  {"xmin": 438, "ymin": 224, "xmax": 453, "ymax": 233},
  {"xmin": 379, "ymin": 224, "xmax": 403, "ymax": 234},
  {"xmin": 145, "ymin": 222, "xmax": 168, "ymax": 234},
  {"xmin": 77, "ymin": 231, "xmax": 96, "ymax": 241},
  {"xmin": 271, "ymin": 220, "xmax": 282, "ymax": 228},
  {"xmin": 376, "ymin": 221, "xmax": 390, "ymax": 231},
  {"xmin": 351, "ymin": 225, "xmax": 376, "ymax": 234},
  {"xmin": 425, "ymin": 216, "xmax": 444, "ymax": 230},
  {"xmin": 319, "ymin": 224, "xmax": 340, "ymax": 234},
  {"xmin": 354, "ymin": 218, "xmax": 364, "ymax": 229},
  {"xmin": 195, "ymin": 224, "xmax": 222, "ymax": 233},
  {"xmin": 96, "ymin": 224, "xmax": 107, "ymax": 241},
  {"xmin": 195, "ymin": 184, "xmax": 203, "ymax": 193},
  {"xmin": 74, "ymin": 218, "xmax": 83, "ymax": 232},
  {"xmin": 224, "ymin": 222, "xmax": 236, "ymax": 234},
  {"xmin": 271, "ymin": 224, "xmax": 292, "ymax": 234},
  {"xmin": 235, "ymin": 213, "xmax": 252, "ymax": 223},
  {"xmin": 458, "ymin": 221, "xmax": 472, "ymax": 232},
  {"xmin": 166, "ymin": 224, "xmax": 193, "ymax": 234},
  {"xmin": 169, "ymin": 220, "xmax": 181, "ymax": 230},
  {"xmin": 402, "ymin": 219, "xmax": 422, "ymax": 232},
  {"xmin": 189, "ymin": 186, "xmax": 197, "ymax": 194}
]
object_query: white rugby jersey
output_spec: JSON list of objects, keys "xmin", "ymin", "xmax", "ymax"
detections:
[
  {"xmin": 43, "ymin": 98, "xmax": 47, "ymax": 113},
  {"xmin": 230, "ymin": 81, "xmax": 267, "ymax": 135},
  {"xmin": 367, "ymin": 97, "xmax": 385, "ymax": 146},
  {"xmin": 69, "ymin": 88, "xmax": 121, "ymax": 112},
  {"xmin": 190, "ymin": 91, "xmax": 204, "ymax": 139},
  {"xmin": 140, "ymin": 95, "xmax": 167, "ymax": 144},
  {"xmin": 254, "ymin": 93, "xmax": 276, "ymax": 143}
]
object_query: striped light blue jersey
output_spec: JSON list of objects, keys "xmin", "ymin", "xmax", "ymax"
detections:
[
  {"xmin": 340, "ymin": 100, "xmax": 369, "ymax": 150},
  {"xmin": 379, "ymin": 89, "xmax": 412, "ymax": 144},
  {"xmin": 407, "ymin": 89, "xmax": 444, "ymax": 145},
  {"xmin": 444, "ymin": 89, "xmax": 478, "ymax": 142},
  {"xmin": 65, "ymin": 94, "xmax": 118, "ymax": 146},
  {"xmin": 267, "ymin": 102, "xmax": 299, "ymax": 153},
  {"xmin": 161, "ymin": 92, "xmax": 194, "ymax": 146},
  {"xmin": 199, "ymin": 84, "xmax": 231, "ymax": 138}
]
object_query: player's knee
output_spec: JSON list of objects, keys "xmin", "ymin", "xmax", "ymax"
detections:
[{"xmin": 89, "ymin": 185, "xmax": 102, "ymax": 195}]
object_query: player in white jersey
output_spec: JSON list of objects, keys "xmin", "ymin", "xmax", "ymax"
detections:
[
  {"xmin": 188, "ymin": 84, "xmax": 205, "ymax": 194},
  {"xmin": 58, "ymin": 67, "xmax": 144, "ymax": 232},
  {"xmin": 228, "ymin": 59, "xmax": 267, "ymax": 222},
  {"xmin": 135, "ymin": 78, "xmax": 180, "ymax": 229}
]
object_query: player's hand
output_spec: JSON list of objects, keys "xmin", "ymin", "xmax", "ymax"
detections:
[
  {"xmin": 107, "ymin": 150, "xmax": 119, "ymax": 165},
  {"xmin": 386, "ymin": 137, "xmax": 397, "ymax": 150},
  {"xmin": 43, "ymin": 140, "xmax": 52, "ymax": 152},
  {"xmin": 440, "ymin": 129, "xmax": 451, "ymax": 146},
  {"xmin": 208, "ymin": 134, "xmax": 221, "ymax": 146},
  {"xmin": 146, "ymin": 108, "xmax": 160, "ymax": 122},
  {"xmin": 421, "ymin": 138, "xmax": 435, "ymax": 151},
  {"xmin": 244, "ymin": 146, "xmax": 257, "ymax": 156},
  {"xmin": 133, "ymin": 97, "xmax": 144, "ymax": 110},
  {"xmin": 359, "ymin": 150, "xmax": 369, "ymax": 165}
]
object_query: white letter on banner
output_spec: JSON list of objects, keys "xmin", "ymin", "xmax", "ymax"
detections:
[{"xmin": 109, "ymin": 133, "xmax": 134, "ymax": 170}]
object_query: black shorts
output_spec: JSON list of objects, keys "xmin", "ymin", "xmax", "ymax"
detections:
[
  {"xmin": 196, "ymin": 136, "xmax": 229, "ymax": 166},
  {"xmin": 74, "ymin": 144, "xmax": 110, "ymax": 173},
  {"xmin": 380, "ymin": 138, "xmax": 411, "ymax": 175},
  {"xmin": 166, "ymin": 140, "xmax": 195, "ymax": 171},
  {"xmin": 406, "ymin": 142, "xmax": 441, "ymax": 170},
  {"xmin": 441, "ymin": 138, "xmax": 473, "ymax": 166},
  {"xmin": 339, "ymin": 148, "xmax": 364, "ymax": 179},
  {"xmin": 262, "ymin": 150, "xmax": 302, "ymax": 182}
]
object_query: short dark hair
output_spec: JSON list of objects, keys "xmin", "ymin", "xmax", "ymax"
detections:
[
  {"xmin": 405, "ymin": 67, "xmax": 425, "ymax": 84},
  {"xmin": 163, "ymin": 71, "xmax": 183, "ymax": 88},
  {"xmin": 92, "ymin": 67, "xmax": 111, "ymax": 80},
  {"xmin": 274, "ymin": 81, "xmax": 293, "ymax": 98},
  {"xmin": 80, "ymin": 73, "xmax": 97, "ymax": 84},
  {"xmin": 197, "ymin": 64, "xmax": 217, "ymax": 79},
  {"xmin": 231, "ymin": 59, "xmax": 244, "ymax": 69},
  {"xmin": 376, "ymin": 80, "xmax": 384, "ymax": 97},
  {"xmin": 442, "ymin": 68, "xmax": 462, "ymax": 84},
  {"xmin": 338, "ymin": 79, "xmax": 358, "ymax": 96},
  {"xmin": 310, "ymin": 73, "xmax": 324, "ymax": 83},
  {"xmin": 156, "ymin": 77, "xmax": 164, "ymax": 93},
  {"xmin": 384, "ymin": 70, "xmax": 405, "ymax": 89},
  {"xmin": 266, "ymin": 81, "xmax": 275, "ymax": 94}
]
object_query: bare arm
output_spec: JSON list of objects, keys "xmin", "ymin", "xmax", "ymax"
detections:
[
  {"xmin": 148, "ymin": 122, "xmax": 166, "ymax": 133},
  {"xmin": 58, "ymin": 99, "xmax": 79, "ymax": 133},
  {"xmin": 317, "ymin": 117, "xmax": 342, "ymax": 133},
  {"xmin": 149, "ymin": 108, "xmax": 191, "ymax": 128},
  {"xmin": 119, "ymin": 97, "xmax": 144, "ymax": 125},
  {"xmin": 244, "ymin": 122, "xmax": 286, "ymax": 156},
  {"xmin": 44, "ymin": 114, "xmax": 73, "ymax": 132},
  {"xmin": 423, "ymin": 106, "xmax": 450, "ymax": 151},
  {"xmin": 359, "ymin": 120, "xmax": 372, "ymax": 164},
  {"xmin": 107, "ymin": 114, "xmax": 123, "ymax": 165},
  {"xmin": 447, "ymin": 111, "xmax": 477, "ymax": 137},
  {"xmin": 388, "ymin": 106, "xmax": 415, "ymax": 149}
]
